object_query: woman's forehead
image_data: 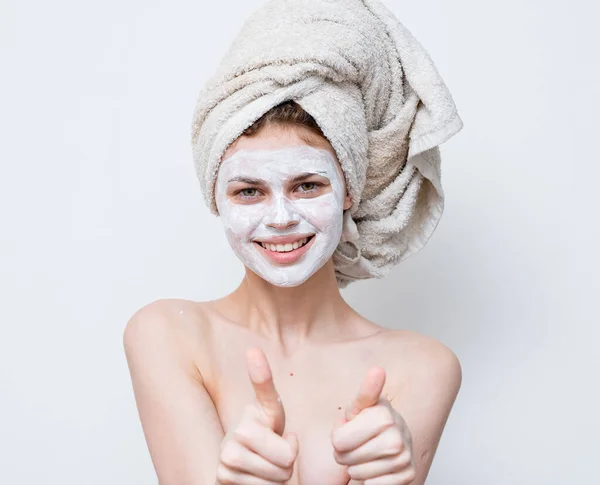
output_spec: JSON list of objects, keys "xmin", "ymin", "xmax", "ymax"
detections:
[{"xmin": 218, "ymin": 146, "xmax": 342, "ymax": 178}]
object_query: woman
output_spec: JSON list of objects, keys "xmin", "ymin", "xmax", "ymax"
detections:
[{"xmin": 124, "ymin": 1, "xmax": 463, "ymax": 484}]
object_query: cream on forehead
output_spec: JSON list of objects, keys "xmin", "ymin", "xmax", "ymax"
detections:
[
  {"xmin": 221, "ymin": 144, "xmax": 338, "ymax": 164},
  {"xmin": 219, "ymin": 146, "xmax": 339, "ymax": 183}
]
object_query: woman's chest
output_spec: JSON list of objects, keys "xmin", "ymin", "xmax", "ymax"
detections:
[
  {"xmin": 204, "ymin": 345, "xmax": 392, "ymax": 484},
  {"xmin": 207, "ymin": 339, "xmax": 381, "ymax": 428},
  {"xmin": 212, "ymin": 367, "xmax": 360, "ymax": 484},
  {"xmin": 198, "ymin": 323, "xmax": 404, "ymax": 484}
]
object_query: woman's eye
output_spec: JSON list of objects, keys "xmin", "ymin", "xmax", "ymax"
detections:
[
  {"xmin": 239, "ymin": 188, "xmax": 259, "ymax": 198},
  {"xmin": 298, "ymin": 182, "xmax": 321, "ymax": 193}
]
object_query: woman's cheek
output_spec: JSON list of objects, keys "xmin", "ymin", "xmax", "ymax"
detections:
[
  {"xmin": 222, "ymin": 205, "xmax": 260, "ymax": 242},
  {"xmin": 295, "ymin": 196, "xmax": 342, "ymax": 228}
]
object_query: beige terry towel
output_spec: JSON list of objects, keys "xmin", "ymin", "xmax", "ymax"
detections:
[{"xmin": 191, "ymin": 0, "xmax": 463, "ymax": 287}]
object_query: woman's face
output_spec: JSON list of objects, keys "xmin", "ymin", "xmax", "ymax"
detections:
[{"xmin": 215, "ymin": 127, "xmax": 352, "ymax": 287}]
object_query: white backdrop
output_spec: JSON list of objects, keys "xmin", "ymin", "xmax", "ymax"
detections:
[{"xmin": 1, "ymin": 0, "xmax": 598, "ymax": 483}]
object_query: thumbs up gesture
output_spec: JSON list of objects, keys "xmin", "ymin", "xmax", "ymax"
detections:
[
  {"xmin": 331, "ymin": 367, "xmax": 416, "ymax": 484},
  {"xmin": 216, "ymin": 348, "xmax": 298, "ymax": 484}
]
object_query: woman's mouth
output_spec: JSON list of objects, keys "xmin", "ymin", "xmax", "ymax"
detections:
[
  {"xmin": 253, "ymin": 235, "xmax": 315, "ymax": 264},
  {"xmin": 258, "ymin": 236, "xmax": 311, "ymax": 252}
]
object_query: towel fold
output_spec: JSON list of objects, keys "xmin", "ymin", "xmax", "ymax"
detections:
[{"xmin": 191, "ymin": 0, "xmax": 463, "ymax": 287}]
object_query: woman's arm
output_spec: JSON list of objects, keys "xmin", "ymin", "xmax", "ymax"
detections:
[
  {"xmin": 330, "ymin": 332, "xmax": 461, "ymax": 485},
  {"xmin": 390, "ymin": 338, "xmax": 462, "ymax": 485},
  {"xmin": 123, "ymin": 301, "xmax": 224, "ymax": 485}
]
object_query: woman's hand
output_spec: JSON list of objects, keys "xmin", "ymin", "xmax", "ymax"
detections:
[
  {"xmin": 216, "ymin": 347, "xmax": 299, "ymax": 484},
  {"xmin": 331, "ymin": 367, "xmax": 416, "ymax": 485}
]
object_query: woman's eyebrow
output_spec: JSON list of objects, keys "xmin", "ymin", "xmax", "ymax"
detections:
[
  {"xmin": 227, "ymin": 176, "xmax": 264, "ymax": 184},
  {"xmin": 227, "ymin": 171, "xmax": 329, "ymax": 185},
  {"xmin": 287, "ymin": 171, "xmax": 329, "ymax": 183}
]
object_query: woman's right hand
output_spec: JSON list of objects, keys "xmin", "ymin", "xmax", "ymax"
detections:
[{"xmin": 216, "ymin": 347, "xmax": 299, "ymax": 484}]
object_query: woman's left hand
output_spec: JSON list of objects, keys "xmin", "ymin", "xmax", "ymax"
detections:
[{"xmin": 331, "ymin": 367, "xmax": 416, "ymax": 485}]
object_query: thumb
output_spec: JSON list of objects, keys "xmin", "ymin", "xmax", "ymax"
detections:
[
  {"xmin": 283, "ymin": 431, "xmax": 299, "ymax": 458},
  {"xmin": 345, "ymin": 366, "xmax": 386, "ymax": 421},
  {"xmin": 246, "ymin": 347, "xmax": 286, "ymax": 435}
]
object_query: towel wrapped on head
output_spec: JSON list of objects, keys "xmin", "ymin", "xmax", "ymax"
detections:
[{"xmin": 190, "ymin": 0, "xmax": 463, "ymax": 287}]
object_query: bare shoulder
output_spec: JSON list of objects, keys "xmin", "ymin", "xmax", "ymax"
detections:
[
  {"xmin": 379, "ymin": 329, "xmax": 462, "ymax": 397},
  {"xmin": 124, "ymin": 298, "xmax": 209, "ymax": 339},
  {"xmin": 387, "ymin": 328, "xmax": 461, "ymax": 372},
  {"xmin": 123, "ymin": 298, "xmax": 214, "ymax": 377}
]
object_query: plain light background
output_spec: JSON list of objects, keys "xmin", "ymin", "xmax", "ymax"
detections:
[{"xmin": 1, "ymin": 0, "xmax": 598, "ymax": 483}]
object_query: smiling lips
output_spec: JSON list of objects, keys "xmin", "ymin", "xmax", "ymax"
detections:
[{"xmin": 253, "ymin": 235, "xmax": 315, "ymax": 264}]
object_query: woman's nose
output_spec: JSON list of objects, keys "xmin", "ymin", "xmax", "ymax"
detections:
[
  {"xmin": 266, "ymin": 220, "xmax": 299, "ymax": 230},
  {"xmin": 264, "ymin": 196, "xmax": 300, "ymax": 229}
]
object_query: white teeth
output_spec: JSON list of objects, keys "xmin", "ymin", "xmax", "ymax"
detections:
[{"xmin": 260, "ymin": 237, "xmax": 311, "ymax": 252}]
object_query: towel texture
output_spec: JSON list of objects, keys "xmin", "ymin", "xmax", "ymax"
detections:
[{"xmin": 191, "ymin": 0, "xmax": 463, "ymax": 287}]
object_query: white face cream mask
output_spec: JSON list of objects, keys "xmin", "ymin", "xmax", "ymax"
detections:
[{"xmin": 215, "ymin": 145, "xmax": 346, "ymax": 287}]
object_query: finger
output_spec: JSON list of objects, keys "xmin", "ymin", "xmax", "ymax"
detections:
[
  {"xmin": 246, "ymin": 347, "xmax": 285, "ymax": 435},
  {"xmin": 216, "ymin": 462, "xmax": 280, "ymax": 485},
  {"xmin": 346, "ymin": 451, "xmax": 412, "ymax": 480},
  {"xmin": 345, "ymin": 366, "xmax": 386, "ymax": 422},
  {"xmin": 332, "ymin": 404, "xmax": 395, "ymax": 453},
  {"xmin": 350, "ymin": 468, "xmax": 416, "ymax": 485},
  {"xmin": 236, "ymin": 419, "xmax": 297, "ymax": 469},
  {"xmin": 334, "ymin": 425, "xmax": 407, "ymax": 466},
  {"xmin": 220, "ymin": 439, "xmax": 293, "ymax": 482}
]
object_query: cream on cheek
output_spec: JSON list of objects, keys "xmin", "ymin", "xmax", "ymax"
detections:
[
  {"xmin": 222, "ymin": 202, "xmax": 265, "ymax": 246},
  {"xmin": 215, "ymin": 146, "xmax": 346, "ymax": 286},
  {"xmin": 289, "ymin": 195, "xmax": 339, "ymax": 232}
]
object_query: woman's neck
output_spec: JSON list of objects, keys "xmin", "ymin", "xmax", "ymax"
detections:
[{"xmin": 228, "ymin": 260, "xmax": 354, "ymax": 352}]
